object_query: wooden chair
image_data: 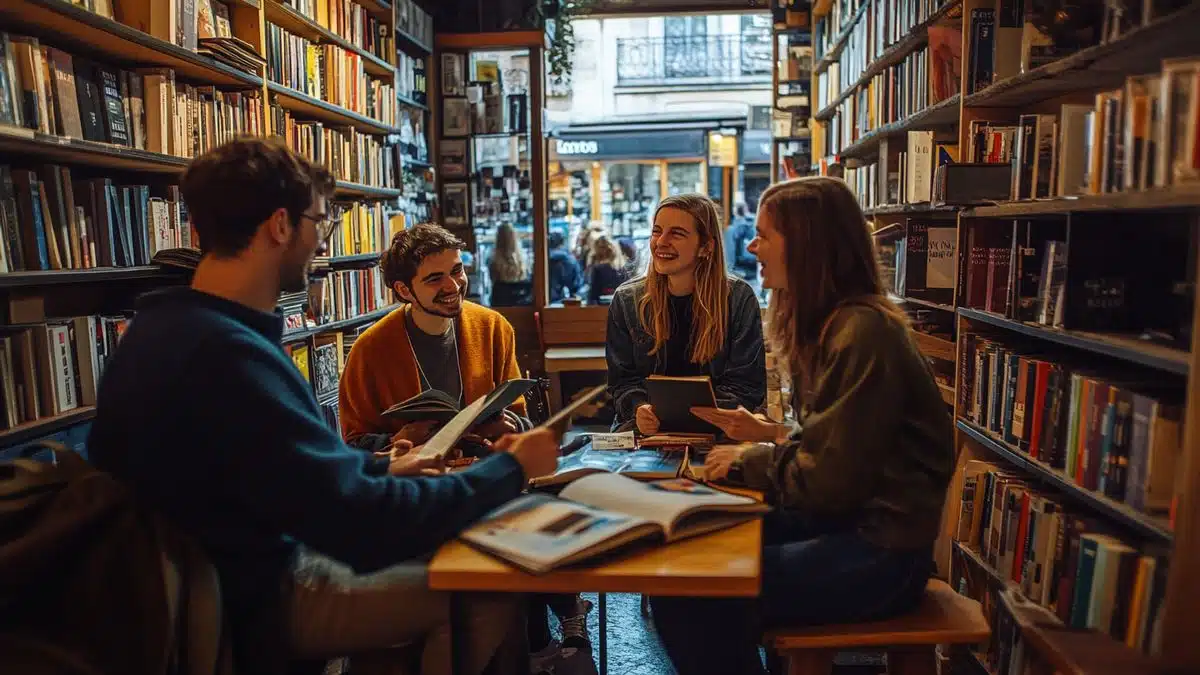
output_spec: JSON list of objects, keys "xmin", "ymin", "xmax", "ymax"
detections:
[{"xmin": 765, "ymin": 579, "xmax": 990, "ymax": 675}]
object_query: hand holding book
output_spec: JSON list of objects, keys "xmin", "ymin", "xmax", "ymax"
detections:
[{"xmin": 690, "ymin": 406, "xmax": 780, "ymax": 443}]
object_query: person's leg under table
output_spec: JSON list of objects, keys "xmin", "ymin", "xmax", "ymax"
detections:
[
  {"xmin": 648, "ymin": 518, "xmax": 932, "ymax": 675},
  {"xmin": 288, "ymin": 552, "xmax": 526, "ymax": 675}
]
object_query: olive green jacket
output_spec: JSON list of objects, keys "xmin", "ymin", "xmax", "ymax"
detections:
[{"xmin": 738, "ymin": 305, "xmax": 954, "ymax": 549}]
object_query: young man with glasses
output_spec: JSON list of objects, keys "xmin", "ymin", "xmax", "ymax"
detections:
[{"xmin": 86, "ymin": 138, "xmax": 559, "ymax": 675}]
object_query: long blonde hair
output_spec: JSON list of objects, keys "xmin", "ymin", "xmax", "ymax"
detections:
[
  {"xmin": 637, "ymin": 193, "xmax": 730, "ymax": 364},
  {"xmin": 590, "ymin": 234, "xmax": 625, "ymax": 269},
  {"xmin": 759, "ymin": 177, "xmax": 908, "ymax": 390},
  {"xmin": 489, "ymin": 223, "xmax": 526, "ymax": 283}
]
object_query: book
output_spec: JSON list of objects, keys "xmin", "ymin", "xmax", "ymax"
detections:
[
  {"xmin": 529, "ymin": 446, "xmax": 686, "ymax": 488},
  {"xmin": 413, "ymin": 379, "xmax": 537, "ymax": 460},
  {"xmin": 385, "ymin": 378, "xmax": 536, "ymax": 425},
  {"xmin": 460, "ymin": 473, "xmax": 770, "ymax": 574},
  {"xmin": 645, "ymin": 375, "xmax": 720, "ymax": 435}
]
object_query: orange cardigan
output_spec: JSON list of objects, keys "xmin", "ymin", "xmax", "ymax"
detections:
[{"xmin": 338, "ymin": 302, "xmax": 527, "ymax": 443}]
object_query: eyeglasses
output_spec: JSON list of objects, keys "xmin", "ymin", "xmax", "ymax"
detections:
[{"xmin": 300, "ymin": 204, "xmax": 346, "ymax": 242}]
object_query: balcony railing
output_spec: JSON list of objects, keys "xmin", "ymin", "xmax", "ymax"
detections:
[{"xmin": 616, "ymin": 35, "xmax": 773, "ymax": 86}]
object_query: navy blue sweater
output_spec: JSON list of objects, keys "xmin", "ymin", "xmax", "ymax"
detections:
[{"xmin": 87, "ymin": 287, "xmax": 526, "ymax": 672}]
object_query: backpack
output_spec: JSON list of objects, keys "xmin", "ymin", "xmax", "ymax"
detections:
[{"xmin": 0, "ymin": 441, "xmax": 234, "ymax": 675}]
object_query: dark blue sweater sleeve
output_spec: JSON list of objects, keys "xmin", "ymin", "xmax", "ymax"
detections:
[{"xmin": 194, "ymin": 337, "xmax": 526, "ymax": 574}]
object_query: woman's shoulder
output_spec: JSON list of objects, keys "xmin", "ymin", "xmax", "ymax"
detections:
[
  {"xmin": 822, "ymin": 302, "xmax": 908, "ymax": 351},
  {"xmin": 725, "ymin": 275, "xmax": 759, "ymax": 302},
  {"xmin": 612, "ymin": 276, "xmax": 648, "ymax": 300}
]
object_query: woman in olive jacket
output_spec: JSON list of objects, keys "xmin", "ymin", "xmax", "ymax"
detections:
[{"xmin": 652, "ymin": 176, "xmax": 955, "ymax": 675}]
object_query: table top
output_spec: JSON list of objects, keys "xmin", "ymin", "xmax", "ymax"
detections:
[{"xmin": 428, "ymin": 516, "xmax": 762, "ymax": 597}]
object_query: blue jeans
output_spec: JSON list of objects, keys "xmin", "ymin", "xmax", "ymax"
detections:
[{"xmin": 648, "ymin": 511, "xmax": 933, "ymax": 675}]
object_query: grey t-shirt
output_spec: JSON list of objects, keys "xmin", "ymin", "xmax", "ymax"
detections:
[{"xmin": 404, "ymin": 308, "xmax": 462, "ymax": 404}]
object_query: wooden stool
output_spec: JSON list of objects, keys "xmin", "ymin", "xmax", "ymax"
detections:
[{"xmin": 765, "ymin": 580, "xmax": 990, "ymax": 675}]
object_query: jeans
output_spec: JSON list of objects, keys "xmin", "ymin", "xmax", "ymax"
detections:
[{"xmin": 649, "ymin": 511, "xmax": 933, "ymax": 675}]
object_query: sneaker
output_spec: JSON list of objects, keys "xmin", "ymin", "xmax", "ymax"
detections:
[{"xmin": 556, "ymin": 598, "xmax": 593, "ymax": 650}]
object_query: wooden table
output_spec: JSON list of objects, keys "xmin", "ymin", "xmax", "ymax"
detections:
[{"xmin": 429, "ymin": 517, "xmax": 762, "ymax": 675}]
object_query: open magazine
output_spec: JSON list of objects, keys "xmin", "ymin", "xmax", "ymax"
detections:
[
  {"xmin": 529, "ymin": 447, "xmax": 685, "ymax": 488},
  {"xmin": 460, "ymin": 473, "xmax": 770, "ymax": 574}
]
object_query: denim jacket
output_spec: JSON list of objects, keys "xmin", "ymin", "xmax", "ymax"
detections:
[{"xmin": 605, "ymin": 276, "xmax": 767, "ymax": 431}]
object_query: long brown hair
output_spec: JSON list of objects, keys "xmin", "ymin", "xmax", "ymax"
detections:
[
  {"xmin": 637, "ymin": 193, "xmax": 730, "ymax": 364},
  {"xmin": 590, "ymin": 233, "xmax": 626, "ymax": 269},
  {"xmin": 759, "ymin": 176, "xmax": 908, "ymax": 389}
]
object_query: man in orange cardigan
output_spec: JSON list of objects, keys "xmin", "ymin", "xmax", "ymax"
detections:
[
  {"xmin": 339, "ymin": 223, "xmax": 528, "ymax": 453},
  {"xmin": 339, "ymin": 223, "xmax": 594, "ymax": 672}
]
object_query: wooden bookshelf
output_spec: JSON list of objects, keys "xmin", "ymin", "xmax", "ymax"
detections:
[
  {"xmin": 0, "ymin": 266, "xmax": 186, "ymax": 288},
  {"xmin": 263, "ymin": 0, "xmax": 395, "ymax": 78},
  {"xmin": 0, "ymin": 406, "xmax": 96, "ymax": 447},
  {"xmin": 838, "ymin": 94, "xmax": 960, "ymax": 161},
  {"xmin": 812, "ymin": 1, "xmax": 868, "ymax": 72},
  {"xmin": 397, "ymin": 91, "xmax": 429, "ymax": 111},
  {"xmin": 958, "ymin": 308, "xmax": 1190, "ymax": 376},
  {"xmin": 0, "ymin": 0, "xmax": 434, "ymax": 448},
  {"xmin": 282, "ymin": 304, "xmax": 398, "ymax": 343},
  {"xmin": 814, "ymin": 0, "xmax": 962, "ymax": 121},
  {"xmin": 268, "ymin": 82, "xmax": 399, "ymax": 135},
  {"xmin": 963, "ymin": 4, "xmax": 1200, "ymax": 108},
  {"xmin": 815, "ymin": 0, "xmax": 1200, "ymax": 669},
  {"xmin": 395, "ymin": 26, "xmax": 432, "ymax": 57},
  {"xmin": 1, "ymin": 0, "xmax": 264, "ymax": 87},
  {"xmin": 334, "ymin": 180, "xmax": 403, "ymax": 200},
  {"xmin": 963, "ymin": 186, "xmax": 1200, "ymax": 218},
  {"xmin": 957, "ymin": 419, "xmax": 1175, "ymax": 541},
  {"xmin": 313, "ymin": 252, "xmax": 382, "ymax": 268},
  {"xmin": 0, "ymin": 127, "xmax": 191, "ymax": 173}
]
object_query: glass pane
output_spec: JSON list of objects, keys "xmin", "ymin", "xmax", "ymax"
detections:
[
  {"xmin": 548, "ymin": 162, "xmax": 592, "ymax": 306},
  {"xmin": 460, "ymin": 48, "xmax": 535, "ymax": 309},
  {"xmin": 587, "ymin": 162, "xmax": 660, "ymax": 305},
  {"xmin": 667, "ymin": 162, "xmax": 704, "ymax": 196}
]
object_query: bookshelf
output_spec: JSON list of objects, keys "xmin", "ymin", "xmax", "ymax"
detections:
[
  {"xmin": 433, "ymin": 30, "xmax": 548, "ymax": 309},
  {"xmin": 771, "ymin": 2, "xmax": 814, "ymax": 182},
  {"xmin": 810, "ymin": 0, "xmax": 1200, "ymax": 670},
  {"xmin": 0, "ymin": 0, "xmax": 438, "ymax": 452}
]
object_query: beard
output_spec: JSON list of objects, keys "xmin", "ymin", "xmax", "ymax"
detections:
[
  {"xmin": 280, "ymin": 259, "xmax": 310, "ymax": 294},
  {"xmin": 412, "ymin": 283, "xmax": 466, "ymax": 318}
]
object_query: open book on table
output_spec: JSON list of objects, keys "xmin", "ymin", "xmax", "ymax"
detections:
[
  {"xmin": 529, "ymin": 446, "xmax": 686, "ymax": 488},
  {"xmin": 460, "ymin": 473, "xmax": 770, "ymax": 574}
]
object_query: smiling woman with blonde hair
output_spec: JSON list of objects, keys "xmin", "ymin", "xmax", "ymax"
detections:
[
  {"xmin": 650, "ymin": 177, "xmax": 954, "ymax": 675},
  {"xmin": 604, "ymin": 193, "xmax": 766, "ymax": 433}
]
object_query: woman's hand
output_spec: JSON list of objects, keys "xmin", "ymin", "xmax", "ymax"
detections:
[
  {"xmin": 391, "ymin": 420, "xmax": 438, "ymax": 446},
  {"xmin": 635, "ymin": 404, "xmax": 660, "ymax": 435},
  {"xmin": 704, "ymin": 444, "xmax": 750, "ymax": 481},
  {"xmin": 690, "ymin": 406, "xmax": 777, "ymax": 442}
]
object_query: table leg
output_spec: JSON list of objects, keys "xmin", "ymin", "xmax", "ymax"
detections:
[
  {"xmin": 449, "ymin": 592, "xmax": 465, "ymax": 675},
  {"xmin": 598, "ymin": 592, "xmax": 608, "ymax": 675},
  {"xmin": 548, "ymin": 371, "xmax": 563, "ymax": 414}
]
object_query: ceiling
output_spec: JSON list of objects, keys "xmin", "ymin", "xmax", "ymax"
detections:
[{"xmin": 584, "ymin": 0, "xmax": 772, "ymax": 15}]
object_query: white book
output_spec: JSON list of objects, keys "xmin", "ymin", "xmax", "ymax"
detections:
[
  {"xmin": 906, "ymin": 131, "xmax": 935, "ymax": 203},
  {"xmin": 1056, "ymin": 104, "xmax": 1093, "ymax": 197}
]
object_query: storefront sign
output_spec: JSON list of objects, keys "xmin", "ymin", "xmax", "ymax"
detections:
[
  {"xmin": 556, "ymin": 140, "xmax": 601, "ymax": 156},
  {"xmin": 551, "ymin": 130, "xmax": 707, "ymax": 161},
  {"xmin": 708, "ymin": 133, "xmax": 739, "ymax": 167}
]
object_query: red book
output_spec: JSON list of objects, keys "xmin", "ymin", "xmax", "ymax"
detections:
[
  {"xmin": 1028, "ymin": 361, "xmax": 1051, "ymax": 459},
  {"xmin": 1012, "ymin": 490, "xmax": 1032, "ymax": 582}
]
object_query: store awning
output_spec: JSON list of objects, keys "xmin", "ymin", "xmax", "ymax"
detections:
[{"xmin": 742, "ymin": 129, "xmax": 772, "ymax": 164}]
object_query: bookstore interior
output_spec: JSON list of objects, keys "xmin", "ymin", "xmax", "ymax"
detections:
[{"xmin": 2, "ymin": 0, "xmax": 1200, "ymax": 674}]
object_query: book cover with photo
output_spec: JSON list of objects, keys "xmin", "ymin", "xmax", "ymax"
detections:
[{"xmin": 461, "ymin": 473, "xmax": 770, "ymax": 574}]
